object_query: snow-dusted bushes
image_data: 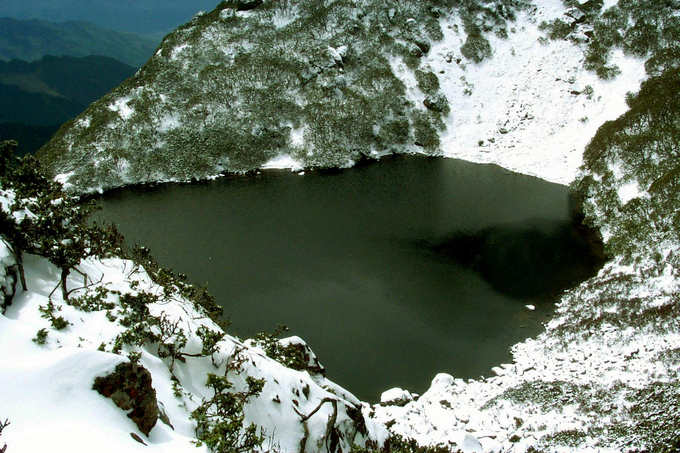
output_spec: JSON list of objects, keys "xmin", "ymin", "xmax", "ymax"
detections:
[
  {"xmin": 38, "ymin": 0, "xmax": 526, "ymax": 193},
  {"xmin": 0, "ymin": 140, "xmax": 124, "ymax": 300},
  {"xmin": 576, "ymin": 67, "xmax": 680, "ymax": 262},
  {"xmin": 540, "ymin": 0, "xmax": 680, "ymax": 80}
]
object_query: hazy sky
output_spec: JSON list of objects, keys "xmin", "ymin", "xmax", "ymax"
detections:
[{"xmin": 0, "ymin": 0, "xmax": 220, "ymax": 36}]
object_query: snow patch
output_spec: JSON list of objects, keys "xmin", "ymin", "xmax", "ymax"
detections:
[
  {"xmin": 170, "ymin": 43, "xmax": 191, "ymax": 61},
  {"xmin": 109, "ymin": 97, "xmax": 134, "ymax": 120},
  {"xmin": 618, "ymin": 181, "xmax": 643, "ymax": 204},
  {"xmin": 262, "ymin": 154, "xmax": 305, "ymax": 172},
  {"xmin": 290, "ymin": 127, "xmax": 305, "ymax": 146}
]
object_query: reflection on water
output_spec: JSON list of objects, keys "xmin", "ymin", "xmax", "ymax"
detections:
[
  {"xmin": 420, "ymin": 217, "xmax": 607, "ymax": 300},
  {"xmin": 95, "ymin": 155, "xmax": 604, "ymax": 402}
]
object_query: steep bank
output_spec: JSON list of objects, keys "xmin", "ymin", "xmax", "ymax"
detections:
[{"xmin": 38, "ymin": 0, "xmax": 644, "ymax": 192}]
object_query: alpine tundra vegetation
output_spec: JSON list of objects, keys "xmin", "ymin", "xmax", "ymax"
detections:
[{"xmin": 1, "ymin": 0, "xmax": 680, "ymax": 451}]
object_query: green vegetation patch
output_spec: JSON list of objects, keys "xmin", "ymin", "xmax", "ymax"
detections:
[
  {"xmin": 575, "ymin": 68, "xmax": 680, "ymax": 262},
  {"xmin": 38, "ymin": 0, "xmax": 524, "ymax": 193}
]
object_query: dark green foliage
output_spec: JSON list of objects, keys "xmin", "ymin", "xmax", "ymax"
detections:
[
  {"xmin": 538, "ymin": 18, "xmax": 573, "ymax": 40},
  {"xmin": 126, "ymin": 245, "xmax": 223, "ymax": 324},
  {"xmin": 0, "ymin": 140, "xmax": 17, "ymax": 180},
  {"xmin": 570, "ymin": 0, "xmax": 680, "ymax": 78},
  {"xmin": 350, "ymin": 433, "xmax": 463, "ymax": 453},
  {"xmin": 39, "ymin": 300, "xmax": 71, "ymax": 330},
  {"xmin": 482, "ymin": 380, "xmax": 587, "ymax": 412},
  {"xmin": 33, "ymin": 328, "xmax": 48, "ymax": 345},
  {"xmin": 412, "ymin": 111, "xmax": 441, "ymax": 151},
  {"xmin": 460, "ymin": 18, "xmax": 493, "ymax": 63},
  {"xmin": 155, "ymin": 313, "xmax": 189, "ymax": 370},
  {"xmin": 197, "ymin": 326, "xmax": 227, "ymax": 366},
  {"xmin": 191, "ymin": 353, "xmax": 266, "ymax": 453},
  {"xmin": 118, "ymin": 291, "xmax": 158, "ymax": 326},
  {"xmin": 1, "ymin": 142, "xmax": 129, "ymax": 300},
  {"xmin": 624, "ymin": 381, "xmax": 680, "ymax": 452},
  {"xmin": 576, "ymin": 68, "xmax": 680, "ymax": 261},
  {"xmin": 415, "ymin": 70, "xmax": 440, "ymax": 94},
  {"xmin": 253, "ymin": 325, "xmax": 324, "ymax": 374}
]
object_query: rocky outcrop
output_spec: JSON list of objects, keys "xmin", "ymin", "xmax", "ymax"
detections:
[{"xmin": 93, "ymin": 362, "xmax": 159, "ymax": 436}]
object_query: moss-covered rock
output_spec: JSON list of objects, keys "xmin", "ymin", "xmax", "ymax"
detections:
[{"xmin": 93, "ymin": 362, "xmax": 159, "ymax": 436}]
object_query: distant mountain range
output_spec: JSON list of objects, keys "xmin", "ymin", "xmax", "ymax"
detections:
[
  {"xmin": 0, "ymin": 54, "xmax": 136, "ymax": 155},
  {"xmin": 0, "ymin": 18, "xmax": 158, "ymax": 68},
  {"xmin": 0, "ymin": 0, "xmax": 219, "ymax": 36}
]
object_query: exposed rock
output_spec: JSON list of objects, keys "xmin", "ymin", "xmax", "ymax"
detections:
[
  {"xmin": 408, "ymin": 43, "xmax": 424, "ymax": 58},
  {"xmin": 130, "ymin": 432, "xmax": 147, "ymax": 446},
  {"xmin": 380, "ymin": 387, "xmax": 414, "ymax": 407},
  {"xmin": 93, "ymin": 362, "xmax": 159, "ymax": 436},
  {"xmin": 423, "ymin": 93, "xmax": 449, "ymax": 113},
  {"xmin": 225, "ymin": 0, "xmax": 264, "ymax": 11},
  {"xmin": 413, "ymin": 37, "xmax": 431, "ymax": 54},
  {"xmin": 157, "ymin": 402, "xmax": 174, "ymax": 430},
  {"xmin": 565, "ymin": 8, "xmax": 587, "ymax": 24}
]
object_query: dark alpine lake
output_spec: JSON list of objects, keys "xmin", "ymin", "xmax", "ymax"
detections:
[{"xmin": 95, "ymin": 155, "xmax": 605, "ymax": 402}]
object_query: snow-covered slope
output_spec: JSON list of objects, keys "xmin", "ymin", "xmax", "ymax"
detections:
[
  {"xmin": 421, "ymin": 9, "xmax": 646, "ymax": 185},
  {"xmin": 37, "ymin": 0, "xmax": 646, "ymax": 192},
  {"xmin": 0, "ymin": 188, "xmax": 387, "ymax": 452}
]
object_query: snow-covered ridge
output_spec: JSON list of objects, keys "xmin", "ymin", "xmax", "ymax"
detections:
[{"xmin": 37, "ymin": 0, "xmax": 645, "ymax": 193}]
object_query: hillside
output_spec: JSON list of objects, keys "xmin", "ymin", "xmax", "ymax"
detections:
[
  {"xmin": 38, "ymin": 0, "xmax": 648, "ymax": 193},
  {"xmin": 3, "ymin": 0, "xmax": 680, "ymax": 451},
  {"xmin": 0, "ymin": 18, "xmax": 158, "ymax": 68},
  {"xmin": 0, "ymin": 55, "xmax": 137, "ymax": 106},
  {"xmin": 0, "ymin": 123, "xmax": 60, "ymax": 157}
]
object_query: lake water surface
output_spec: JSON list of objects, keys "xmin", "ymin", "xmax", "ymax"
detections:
[{"xmin": 95, "ymin": 156, "xmax": 604, "ymax": 402}]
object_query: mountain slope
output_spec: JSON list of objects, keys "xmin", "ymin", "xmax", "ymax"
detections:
[
  {"xmin": 0, "ymin": 84, "xmax": 84, "ymax": 126},
  {"xmin": 38, "ymin": 0, "xmax": 528, "ymax": 193},
  {"xmin": 0, "ymin": 18, "xmax": 158, "ymax": 68},
  {"xmin": 37, "ymin": 0, "xmax": 649, "ymax": 193},
  {"xmin": 0, "ymin": 55, "xmax": 137, "ymax": 155},
  {"xmin": 0, "ymin": 55, "xmax": 137, "ymax": 107}
]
